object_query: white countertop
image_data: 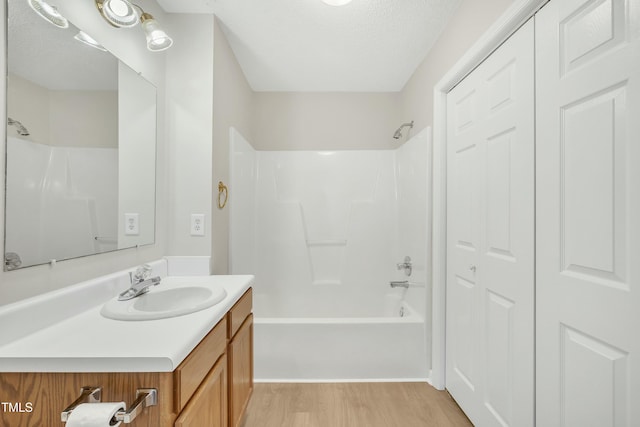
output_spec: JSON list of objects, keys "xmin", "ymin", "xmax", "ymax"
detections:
[{"xmin": 0, "ymin": 269, "xmax": 253, "ymax": 373}]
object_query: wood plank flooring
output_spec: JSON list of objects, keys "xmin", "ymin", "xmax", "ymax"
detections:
[{"xmin": 243, "ymin": 383, "xmax": 473, "ymax": 427}]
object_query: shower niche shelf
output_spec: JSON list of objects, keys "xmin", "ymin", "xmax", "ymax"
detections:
[{"xmin": 306, "ymin": 239, "xmax": 347, "ymax": 286}]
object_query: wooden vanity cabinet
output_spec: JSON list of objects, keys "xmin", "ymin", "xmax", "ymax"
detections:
[
  {"xmin": 175, "ymin": 287, "xmax": 253, "ymax": 427},
  {"xmin": 0, "ymin": 287, "xmax": 253, "ymax": 427},
  {"xmin": 174, "ymin": 316, "xmax": 228, "ymax": 426}
]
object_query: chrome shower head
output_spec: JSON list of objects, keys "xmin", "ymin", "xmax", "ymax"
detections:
[
  {"xmin": 7, "ymin": 118, "xmax": 30, "ymax": 136},
  {"xmin": 393, "ymin": 120, "xmax": 414, "ymax": 140}
]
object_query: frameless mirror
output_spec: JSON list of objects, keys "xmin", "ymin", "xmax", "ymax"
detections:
[{"xmin": 4, "ymin": 0, "xmax": 157, "ymax": 270}]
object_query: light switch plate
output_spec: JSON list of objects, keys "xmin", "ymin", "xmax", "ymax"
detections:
[{"xmin": 190, "ymin": 214, "xmax": 205, "ymax": 236}]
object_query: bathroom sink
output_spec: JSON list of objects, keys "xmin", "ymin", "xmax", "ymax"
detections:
[{"xmin": 101, "ymin": 284, "xmax": 227, "ymax": 321}]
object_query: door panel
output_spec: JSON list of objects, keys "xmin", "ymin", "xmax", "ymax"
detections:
[
  {"xmin": 536, "ymin": 0, "xmax": 640, "ymax": 425},
  {"xmin": 175, "ymin": 355, "xmax": 228, "ymax": 427},
  {"xmin": 446, "ymin": 18, "xmax": 534, "ymax": 427}
]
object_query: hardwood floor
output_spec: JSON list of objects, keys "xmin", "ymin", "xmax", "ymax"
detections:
[{"xmin": 243, "ymin": 383, "xmax": 473, "ymax": 427}]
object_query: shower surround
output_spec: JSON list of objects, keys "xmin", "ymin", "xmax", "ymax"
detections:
[
  {"xmin": 5, "ymin": 137, "xmax": 118, "ymax": 267},
  {"xmin": 230, "ymin": 127, "xmax": 431, "ymax": 381}
]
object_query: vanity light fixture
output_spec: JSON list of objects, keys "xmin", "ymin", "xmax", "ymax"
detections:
[
  {"xmin": 95, "ymin": 0, "xmax": 139, "ymax": 28},
  {"xmin": 140, "ymin": 12, "xmax": 173, "ymax": 51},
  {"xmin": 74, "ymin": 31, "xmax": 108, "ymax": 52},
  {"xmin": 321, "ymin": 0, "xmax": 353, "ymax": 5},
  {"xmin": 94, "ymin": 0, "xmax": 173, "ymax": 51},
  {"xmin": 28, "ymin": 0, "xmax": 68, "ymax": 28}
]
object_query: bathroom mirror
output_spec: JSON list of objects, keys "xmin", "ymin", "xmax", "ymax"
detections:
[{"xmin": 4, "ymin": 0, "xmax": 157, "ymax": 270}]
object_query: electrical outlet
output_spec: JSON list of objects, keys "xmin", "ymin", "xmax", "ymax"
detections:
[
  {"xmin": 125, "ymin": 213, "xmax": 139, "ymax": 235},
  {"xmin": 190, "ymin": 214, "xmax": 205, "ymax": 236}
]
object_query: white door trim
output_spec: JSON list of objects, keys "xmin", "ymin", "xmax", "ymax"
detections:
[{"xmin": 430, "ymin": 0, "xmax": 548, "ymax": 390}]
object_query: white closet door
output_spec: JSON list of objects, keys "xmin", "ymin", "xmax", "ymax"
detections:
[
  {"xmin": 536, "ymin": 0, "xmax": 640, "ymax": 425},
  {"xmin": 445, "ymin": 19, "xmax": 534, "ymax": 427}
]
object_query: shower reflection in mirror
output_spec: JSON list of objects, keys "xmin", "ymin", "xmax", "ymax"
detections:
[
  {"xmin": 6, "ymin": 118, "xmax": 30, "ymax": 136},
  {"xmin": 4, "ymin": 0, "xmax": 157, "ymax": 270}
]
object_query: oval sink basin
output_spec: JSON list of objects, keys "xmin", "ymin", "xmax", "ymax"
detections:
[{"xmin": 101, "ymin": 285, "xmax": 227, "ymax": 321}]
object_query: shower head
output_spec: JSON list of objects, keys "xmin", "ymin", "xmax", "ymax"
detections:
[
  {"xmin": 7, "ymin": 118, "xmax": 30, "ymax": 136},
  {"xmin": 393, "ymin": 120, "xmax": 414, "ymax": 140}
]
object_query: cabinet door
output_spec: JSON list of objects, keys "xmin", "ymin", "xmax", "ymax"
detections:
[
  {"xmin": 228, "ymin": 315, "xmax": 253, "ymax": 427},
  {"xmin": 175, "ymin": 354, "xmax": 228, "ymax": 427}
]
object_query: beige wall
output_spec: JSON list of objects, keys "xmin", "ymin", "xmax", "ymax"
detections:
[
  {"xmin": 49, "ymin": 90, "xmax": 118, "ymax": 148},
  {"xmin": 400, "ymin": 0, "xmax": 513, "ymax": 134},
  {"xmin": 252, "ymin": 92, "xmax": 402, "ymax": 150},
  {"xmin": 8, "ymin": 73, "xmax": 118, "ymax": 148},
  {"xmin": 249, "ymin": 0, "xmax": 513, "ymax": 151},
  {"xmin": 164, "ymin": 14, "xmax": 215, "ymax": 260},
  {"xmin": 212, "ymin": 19, "xmax": 254, "ymax": 274}
]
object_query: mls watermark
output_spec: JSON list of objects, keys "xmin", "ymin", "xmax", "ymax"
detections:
[{"xmin": 1, "ymin": 402, "xmax": 33, "ymax": 413}]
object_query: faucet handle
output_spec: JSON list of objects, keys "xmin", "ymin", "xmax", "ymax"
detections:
[{"xmin": 132, "ymin": 264, "xmax": 152, "ymax": 283}]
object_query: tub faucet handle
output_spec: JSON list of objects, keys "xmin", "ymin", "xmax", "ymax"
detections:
[{"xmin": 396, "ymin": 256, "xmax": 412, "ymax": 276}]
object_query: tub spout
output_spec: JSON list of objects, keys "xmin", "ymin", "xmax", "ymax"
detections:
[
  {"xmin": 390, "ymin": 280, "xmax": 409, "ymax": 289},
  {"xmin": 389, "ymin": 281, "xmax": 425, "ymax": 289}
]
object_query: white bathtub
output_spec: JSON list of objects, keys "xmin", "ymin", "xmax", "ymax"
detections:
[{"xmin": 253, "ymin": 293, "xmax": 429, "ymax": 382}]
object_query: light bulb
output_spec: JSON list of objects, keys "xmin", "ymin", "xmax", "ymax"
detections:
[
  {"xmin": 140, "ymin": 13, "xmax": 173, "ymax": 52},
  {"xmin": 96, "ymin": 0, "xmax": 139, "ymax": 28}
]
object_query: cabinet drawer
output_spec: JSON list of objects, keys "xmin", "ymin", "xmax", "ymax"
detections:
[
  {"xmin": 174, "ymin": 317, "xmax": 227, "ymax": 412},
  {"xmin": 227, "ymin": 288, "xmax": 252, "ymax": 339}
]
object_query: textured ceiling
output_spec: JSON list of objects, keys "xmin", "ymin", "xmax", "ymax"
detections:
[
  {"xmin": 157, "ymin": 0, "xmax": 463, "ymax": 92},
  {"xmin": 8, "ymin": 0, "xmax": 117, "ymax": 91}
]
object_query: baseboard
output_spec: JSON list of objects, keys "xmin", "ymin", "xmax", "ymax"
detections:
[{"xmin": 254, "ymin": 377, "xmax": 430, "ymax": 384}]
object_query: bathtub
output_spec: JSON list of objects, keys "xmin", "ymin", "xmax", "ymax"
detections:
[{"xmin": 253, "ymin": 293, "xmax": 429, "ymax": 382}]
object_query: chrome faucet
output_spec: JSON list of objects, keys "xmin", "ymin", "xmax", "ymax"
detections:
[{"xmin": 118, "ymin": 264, "xmax": 161, "ymax": 301}]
